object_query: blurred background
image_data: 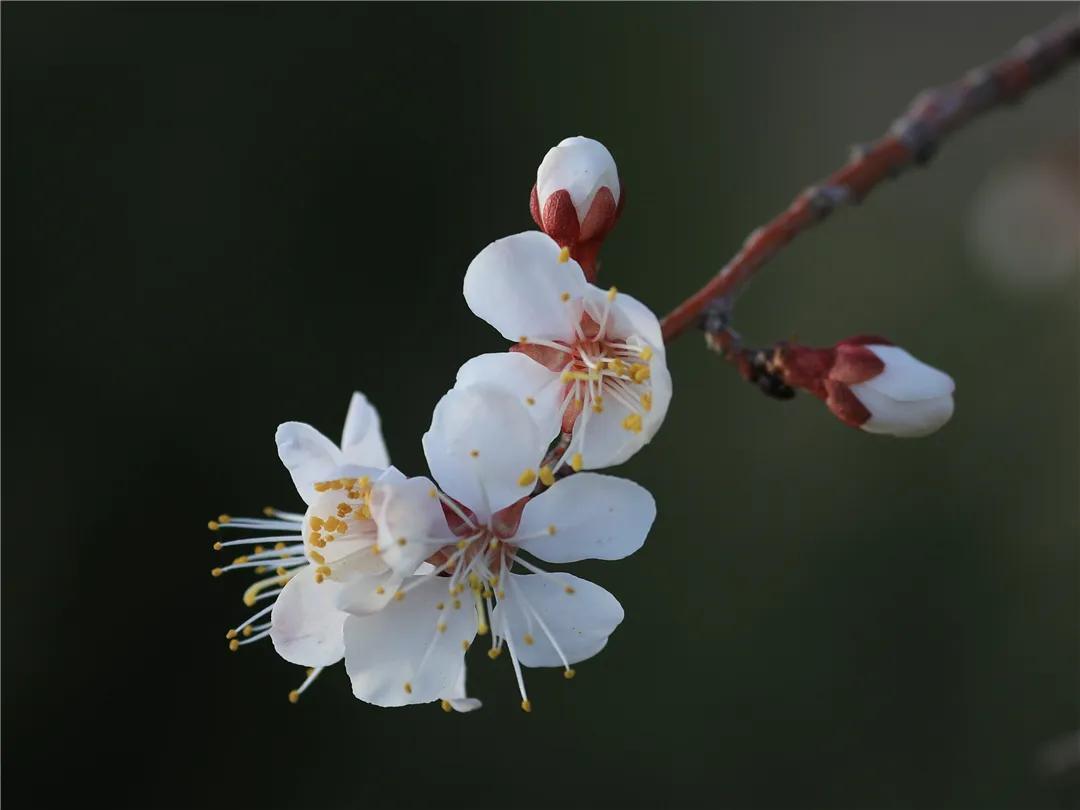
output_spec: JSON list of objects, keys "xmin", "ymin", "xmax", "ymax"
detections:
[{"xmin": 3, "ymin": 4, "xmax": 1077, "ymax": 808}]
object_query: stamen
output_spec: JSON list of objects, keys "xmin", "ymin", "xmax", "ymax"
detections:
[{"xmin": 288, "ymin": 665, "xmax": 324, "ymax": 703}]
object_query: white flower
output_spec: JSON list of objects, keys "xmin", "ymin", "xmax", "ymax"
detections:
[
  {"xmin": 338, "ymin": 383, "xmax": 655, "ymax": 711},
  {"xmin": 531, "ymin": 136, "xmax": 621, "ymax": 249},
  {"xmin": 461, "ymin": 230, "xmax": 672, "ymax": 471},
  {"xmin": 847, "ymin": 345, "xmax": 955, "ymax": 438},
  {"xmin": 210, "ymin": 392, "xmax": 479, "ymax": 709}
]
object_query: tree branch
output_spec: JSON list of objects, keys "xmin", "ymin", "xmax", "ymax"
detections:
[{"xmin": 660, "ymin": 14, "xmax": 1080, "ymax": 345}]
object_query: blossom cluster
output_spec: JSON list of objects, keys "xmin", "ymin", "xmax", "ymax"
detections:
[{"xmin": 212, "ymin": 137, "xmax": 669, "ymax": 712}]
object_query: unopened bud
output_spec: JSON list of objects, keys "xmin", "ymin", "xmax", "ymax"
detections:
[
  {"xmin": 778, "ymin": 336, "xmax": 955, "ymax": 438},
  {"xmin": 530, "ymin": 136, "xmax": 622, "ymax": 278}
]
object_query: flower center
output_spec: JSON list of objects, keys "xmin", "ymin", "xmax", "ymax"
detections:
[{"xmin": 305, "ymin": 476, "xmax": 378, "ymax": 583}]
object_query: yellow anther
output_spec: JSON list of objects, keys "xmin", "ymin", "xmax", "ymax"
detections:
[
  {"xmin": 314, "ymin": 573, "xmax": 325, "ymax": 584},
  {"xmin": 278, "ymin": 566, "xmax": 292, "ymax": 576},
  {"xmin": 232, "ymin": 555, "xmax": 248, "ymax": 565},
  {"xmin": 453, "ymin": 599, "xmax": 462, "ymax": 610},
  {"xmin": 640, "ymin": 392, "xmax": 653, "ymax": 412},
  {"xmin": 207, "ymin": 520, "xmax": 220, "ymax": 531},
  {"xmin": 547, "ymin": 524, "xmax": 557, "ymax": 536},
  {"xmin": 477, "ymin": 623, "xmax": 489, "ymax": 637},
  {"xmin": 557, "ymin": 246, "xmax": 570, "ymax": 263},
  {"xmin": 570, "ymin": 453, "xmax": 583, "ymax": 472},
  {"xmin": 357, "ymin": 476, "xmax": 371, "ymax": 489},
  {"xmin": 607, "ymin": 286, "xmax": 618, "ymax": 301},
  {"xmin": 481, "ymin": 588, "xmax": 493, "ymax": 599},
  {"xmin": 309, "ymin": 517, "xmax": 324, "ymax": 530},
  {"xmin": 254, "ymin": 545, "xmax": 265, "ymax": 554},
  {"xmin": 211, "ymin": 567, "xmax": 223, "ymax": 578},
  {"xmin": 288, "ymin": 690, "xmax": 300, "ymax": 704},
  {"xmin": 309, "ymin": 550, "xmax": 325, "ymax": 564},
  {"xmin": 488, "ymin": 647, "xmax": 503, "ymax": 660},
  {"xmin": 436, "ymin": 602, "xmax": 444, "ymax": 610},
  {"xmin": 523, "ymin": 633, "xmax": 535, "ymax": 646},
  {"xmin": 468, "ymin": 573, "xmax": 481, "ymax": 589},
  {"xmin": 591, "ymin": 401, "xmax": 604, "ymax": 414},
  {"xmin": 218, "ymin": 514, "xmax": 231, "ymax": 524},
  {"xmin": 242, "ymin": 625, "xmax": 253, "ymax": 637},
  {"xmin": 357, "ymin": 504, "xmax": 372, "ymax": 520},
  {"xmin": 469, "ymin": 449, "xmax": 479, "ymax": 458},
  {"xmin": 519, "ymin": 335, "xmax": 528, "ymax": 343},
  {"xmin": 489, "ymin": 537, "xmax": 500, "ymax": 550},
  {"xmin": 461, "ymin": 640, "xmax": 471, "ymax": 651},
  {"xmin": 639, "ymin": 346, "xmax": 653, "ymax": 361},
  {"xmin": 228, "ymin": 639, "xmax": 240, "ymax": 652},
  {"xmin": 441, "ymin": 700, "xmax": 453, "ymax": 713},
  {"xmin": 429, "ymin": 487, "xmax": 438, "ymax": 498},
  {"xmin": 560, "ymin": 291, "xmax": 571, "ymax": 302},
  {"xmin": 630, "ymin": 363, "xmax": 651, "ymax": 383},
  {"xmin": 564, "ymin": 585, "xmax": 576, "ymax": 594},
  {"xmin": 376, "ymin": 586, "xmax": 385, "ymax": 595},
  {"xmin": 396, "ymin": 537, "xmax": 408, "ymax": 547},
  {"xmin": 497, "ymin": 590, "xmax": 505, "ymax": 599},
  {"xmin": 226, "ymin": 629, "xmax": 238, "ymax": 640},
  {"xmin": 564, "ymin": 669, "xmax": 576, "ymax": 680},
  {"xmin": 437, "ymin": 622, "xmax": 448, "ymax": 633},
  {"xmin": 610, "ymin": 358, "xmax": 628, "ymax": 376},
  {"xmin": 622, "ymin": 413, "xmax": 644, "ymax": 433},
  {"xmin": 394, "ymin": 590, "xmax": 405, "ymax": 601},
  {"xmin": 518, "ymin": 468, "xmax": 537, "ymax": 487},
  {"xmin": 212, "ymin": 542, "xmax": 223, "ymax": 551},
  {"xmin": 526, "ymin": 397, "xmax": 536, "ymax": 406},
  {"xmin": 262, "ymin": 506, "xmax": 276, "ymax": 517},
  {"xmin": 561, "ymin": 370, "xmax": 591, "ymax": 383},
  {"xmin": 255, "ymin": 566, "xmax": 267, "ymax": 574},
  {"xmin": 403, "ymin": 682, "xmax": 413, "ymax": 694},
  {"xmin": 539, "ymin": 466, "xmax": 555, "ymax": 486},
  {"xmin": 274, "ymin": 541, "xmax": 286, "ymax": 550},
  {"xmin": 521, "ymin": 699, "xmax": 533, "ymax": 713},
  {"xmin": 456, "ymin": 539, "xmax": 468, "ymax": 550}
]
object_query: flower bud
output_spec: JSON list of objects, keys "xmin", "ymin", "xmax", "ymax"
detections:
[
  {"xmin": 530, "ymin": 136, "xmax": 622, "ymax": 278},
  {"xmin": 777, "ymin": 336, "xmax": 955, "ymax": 438}
]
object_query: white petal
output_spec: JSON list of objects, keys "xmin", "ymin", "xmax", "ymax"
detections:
[
  {"xmin": 463, "ymin": 231, "xmax": 587, "ymax": 342},
  {"xmin": 492, "ymin": 573, "xmax": 623, "ymax": 668},
  {"xmin": 343, "ymin": 576, "xmax": 476, "ymax": 707},
  {"xmin": 537, "ymin": 136, "xmax": 621, "ymax": 217},
  {"xmin": 422, "ymin": 385, "xmax": 548, "ymax": 519},
  {"xmin": 336, "ymin": 568, "xmax": 406, "ymax": 616},
  {"xmin": 270, "ymin": 566, "xmax": 346, "ymax": 667},
  {"xmin": 276, "ymin": 422, "xmax": 345, "ymax": 506},
  {"xmin": 588, "ymin": 288, "xmax": 663, "ymax": 349},
  {"xmin": 863, "ymin": 345, "xmax": 955, "ymax": 402},
  {"xmin": 852, "ymin": 385, "xmax": 955, "ymax": 438},
  {"xmin": 455, "ymin": 352, "xmax": 564, "ymax": 445},
  {"xmin": 368, "ymin": 475, "xmax": 455, "ymax": 576},
  {"xmin": 441, "ymin": 664, "xmax": 483, "ymax": 713},
  {"xmin": 340, "ymin": 391, "xmax": 390, "ymax": 469},
  {"xmin": 515, "ymin": 473, "xmax": 655, "ymax": 563}
]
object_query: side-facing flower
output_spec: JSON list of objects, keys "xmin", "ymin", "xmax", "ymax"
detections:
[
  {"xmin": 461, "ymin": 230, "xmax": 672, "ymax": 471},
  {"xmin": 338, "ymin": 384, "xmax": 655, "ymax": 711},
  {"xmin": 776, "ymin": 336, "xmax": 956, "ymax": 438},
  {"xmin": 530, "ymin": 136, "xmax": 623, "ymax": 279},
  {"xmin": 210, "ymin": 392, "xmax": 479, "ymax": 708}
]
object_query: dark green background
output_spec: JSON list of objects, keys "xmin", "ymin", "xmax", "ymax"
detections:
[{"xmin": 3, "ymin": 4, "xmax": 1077, "ymax": 809}]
